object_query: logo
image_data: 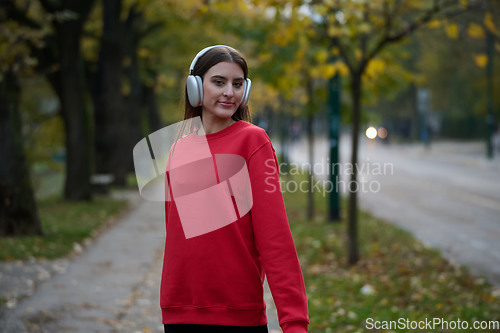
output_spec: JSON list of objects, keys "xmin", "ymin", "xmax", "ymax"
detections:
[{"xmin": 133, "ymin": 117, "xmax": 253, "ymax": 238}]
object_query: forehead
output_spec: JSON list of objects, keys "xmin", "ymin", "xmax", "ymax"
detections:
[{"xmin": 205, "ymin": 61, "xmax": 244, "ymax": 78}]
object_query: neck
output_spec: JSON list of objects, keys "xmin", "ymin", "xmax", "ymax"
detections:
[{"xmin": 201, "ymin": 114, "xmax": 236, "ymax": 135}]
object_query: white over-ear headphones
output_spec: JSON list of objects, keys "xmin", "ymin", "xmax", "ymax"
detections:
[{"xmin": 186, "ymin": 45, "xmax": 251, "ymax": 109}]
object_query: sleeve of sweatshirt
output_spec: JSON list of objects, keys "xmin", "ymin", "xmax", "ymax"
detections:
[{"xmin": 248, "ymin": 141, "xmax": 309, "ymax": 333}]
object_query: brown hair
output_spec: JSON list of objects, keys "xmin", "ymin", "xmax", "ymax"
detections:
[{"xmin": 184, "ymin": 46, "xmax": 252, "ymax": 123}]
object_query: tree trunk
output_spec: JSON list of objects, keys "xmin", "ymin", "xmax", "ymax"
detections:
[
  {"xmin": 0, "ymin": 71, "xmax": 43, "ymax": 236},
  {"xmin": 347, "ymin": 73, "xmax": 362, "ymax": 265},
  {"xmin": 123, "ymin": 32, "xmax": 144, "ymax": 180},
  {"xmin": 93, "ymin": 0, "xmax": 128, "ymax": 186},
  {"xmin": 54, "ymin": 19, "xmax": 93, "ymax": 201},
  {"xmin": 144, "ymin": 76, "xmax": 161, "ymax": 132},
  {"xmin": 38, "ymin": 0, "xmax": 98, "ymax": 201}
]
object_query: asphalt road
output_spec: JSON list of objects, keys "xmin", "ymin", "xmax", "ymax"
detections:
[{"xmin": 288, "ymin": 135, "xmax": 500, "ymax": 287}]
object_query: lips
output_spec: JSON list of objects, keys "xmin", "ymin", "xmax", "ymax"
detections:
[{"xmin": 218, "ymin": 101, "xmax": 234, "ymax": 107}]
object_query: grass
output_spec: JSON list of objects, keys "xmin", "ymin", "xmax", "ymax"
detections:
[
  {"xmin": 282, "ymin": 173, "xmax": 500, "ymax": 333},
  {"xmin": 0, "ymin": 195, "xmax": 129, "ymax": 261}
]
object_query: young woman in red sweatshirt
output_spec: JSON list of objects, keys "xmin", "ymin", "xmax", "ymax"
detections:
[{"xmin": 161, "ymin": 45, "xmax": 309, "ymax": 333}]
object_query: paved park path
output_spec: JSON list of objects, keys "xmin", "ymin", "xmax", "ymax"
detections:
[{"xmin": 0, "ymin": 192, "xmax": 281, "ymax": 332}]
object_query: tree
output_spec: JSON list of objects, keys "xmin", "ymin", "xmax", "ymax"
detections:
[
  {"xmin": 373, "ymin": 7, "xmax": 500, "ymax": 141},
  {"xmin": 307, "ymin": 0, "xmax": 491, "ymax": 264},
  {"xmin": 241, "ymin": 1, "xmax": 335, "ymax": 219},
  {"xmin": 6, "ymin": 0, "xmax": 100, "ymax": 200},
  {"xmin": 36, "ymin": 0, "xmax": 98, "ymax": 200},
  {"xmin": 90, "ymin": 0, "xmax": 128, "ymax": 185},
  {"xmin": 0, "ymin": 71, "xmax": 43, "ymax": 236},
  {"xmin": 0, "ymin": 7, "xmax": 44, "ymax": 235}
]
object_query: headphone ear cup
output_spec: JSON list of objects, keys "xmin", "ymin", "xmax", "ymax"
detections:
[
  {"xmin": 195, "ymin": 76, "xmax": 203, "ymax": 105},
  {"xmin": 240, "ymin": 78, "xmax": 251, "ymax": 109},
  {"xmin": 187, "ymin": 75, "xmax": 203, "ymax": 107}
]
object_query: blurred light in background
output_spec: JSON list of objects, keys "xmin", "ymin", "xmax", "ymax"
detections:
[
  {"xmin": 377, "ymin": 127, "xmax": 388, "ymax": 139},
  {"xmin": 366, "ymin": 126, "xmax": 377, "ymax": 140}
]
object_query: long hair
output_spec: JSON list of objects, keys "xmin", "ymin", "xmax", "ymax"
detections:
[{"xmin": 184, "ymin": 46, "xmax": 252, "ymax": 123}]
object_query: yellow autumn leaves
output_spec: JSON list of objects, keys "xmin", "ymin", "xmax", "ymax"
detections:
[
  {"xmin": 306, "ymin": 49, "xmax": 350, "ymax": 79},
  {"xmin": 445, "ymin": 24, "xmax": 459, "ymax": 39},
  {"xmin": 427, "ymin": 12, "xmax": 498, "ymax": 69},
  {"xmin": 428, "ymin": 12, "xmax": 496, "ymax": 39},
  {"xmin": 309, "ymin": 62, "xmax": 349, "ymax": 79},
  {"xmin": 431, "ymin": 22, "xmax": 490, "ymax": 40},
  {"xmin": 306, "ymin": 57, "xmax": 390, "ymax": 81},
  {"xmin": 484, "ymin": 12, "xmax": 496, "ymax": 33}
]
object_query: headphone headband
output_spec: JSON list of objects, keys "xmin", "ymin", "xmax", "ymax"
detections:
[{"xmin": 189, "ymin": 45, "xmax": 233, "ymax": 74}]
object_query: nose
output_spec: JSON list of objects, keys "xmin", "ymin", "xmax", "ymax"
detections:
[{"xmin": 223, "ymin": 85, "xmax": 234, "ymax": 98}]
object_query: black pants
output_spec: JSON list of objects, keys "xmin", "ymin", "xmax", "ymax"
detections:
[{"xmin": 164, "ymin": 324, "xmax": 269, "ymax": 333}]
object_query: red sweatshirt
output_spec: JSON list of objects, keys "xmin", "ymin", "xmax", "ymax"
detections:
[{"xmin": 161, "ymin": 120, "xmax": 309, "ymax": 333}]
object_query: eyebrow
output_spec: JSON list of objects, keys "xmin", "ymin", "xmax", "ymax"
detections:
[{"xmin": 211, "ymin": 75, "xmax": 244, "ymax": 81}]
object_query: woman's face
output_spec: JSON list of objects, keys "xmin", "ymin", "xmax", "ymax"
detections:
[{"xmin": 201, "ymin": 61, "xmax": 245, "ymax": 121}]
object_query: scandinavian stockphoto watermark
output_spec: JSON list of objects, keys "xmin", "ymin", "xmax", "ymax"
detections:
[
  {"xmin": 264, "ymin": 157, "xmax": 394, "ymax": 196},
  {"xmin": 133, "ymin": 117, "xmax": 254, "ymax": 239},
  {"xmin": 365, "ymin": 317, "xmax": 500, "ymax": 331}
]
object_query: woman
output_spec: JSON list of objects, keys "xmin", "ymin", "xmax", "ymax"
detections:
[{"xmin": 161, "ymin": 45, "xmax": 309, "ymax": 333}]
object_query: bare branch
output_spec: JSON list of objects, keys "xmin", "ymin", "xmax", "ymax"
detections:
[
  {"xmin": 139, "ymin": 22, "xmax": 164, "ymax": 39},
  {"xmin": 331, "ymin": 37, "xmax": 355, "ymax": 74},
  {"xmin": 328, "ymin": 0, "xmax": 355, "ymax": 74},
  {"xmin": 360, "ymin": 3, "xmax": 369, "ymax": 65},
  {"xmin": 366, "ymin": 0, "xmax": 469, "ymax": 62},
  {"xmin": 124, "ymin": 2, "xmax": 141, "ymax": 29},
  {"xmin": 39, "ymin": 0, "xmax": 60, "ymax": 13},
  {"xmin": 383, "ymin": 0, "xmax": 392, "ymax": 32}
]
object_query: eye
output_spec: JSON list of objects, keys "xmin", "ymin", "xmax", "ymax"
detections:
[
  {"xmin": 214, "ymin": 80, "xmax": 224, "ymax": 86},
  {"xmin": 233, "ymin": 81, "xmax": 243, "ymax": 88}
]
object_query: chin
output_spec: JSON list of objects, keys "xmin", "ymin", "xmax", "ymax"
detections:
[
  {"xmin": 202, "ymin": 105, "xmax": 238, "ymax": 121},
  {"xmin": 214, "ymin": 108, "xmax": 237, "ymax": 119}
]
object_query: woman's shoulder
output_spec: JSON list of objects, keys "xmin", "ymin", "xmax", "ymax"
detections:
[
  {"xmin": 237, "ymin": 121, "xmax": 270, "ymax": 139},
  {"xmin": 233, "ymin": 121, "xmax": 274, "ymax": 159}
]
